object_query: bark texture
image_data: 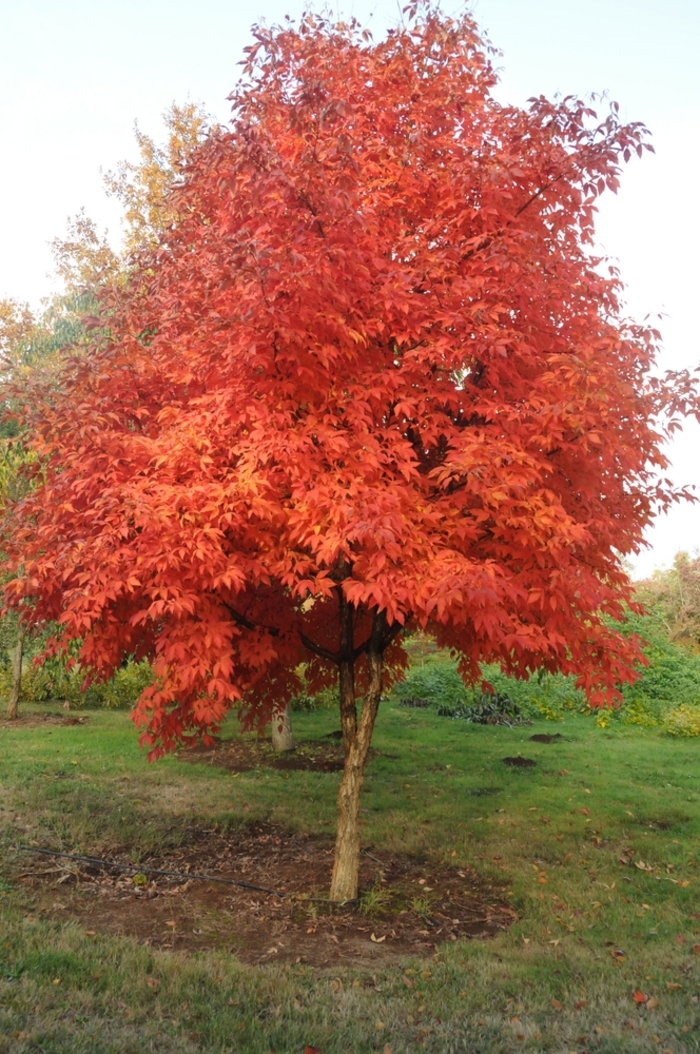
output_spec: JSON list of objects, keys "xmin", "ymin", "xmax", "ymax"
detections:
[
  {"xmin": 329, "ymin": 609, "xmax": 386, "ymax": 902},
  {"xmin": 6, "ymin": 626, "xmax": 25, "ymax": 720},
  {"xmin": 271, "ymin": 702, "xmax": 295, "ymax": 752},
  {"xmin": 338, "ymin": 589, "xmax": 357, "ymax": 756}
]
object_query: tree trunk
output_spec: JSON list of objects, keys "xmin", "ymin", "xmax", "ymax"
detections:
[
  {"xmin": 338, "ymin": 589, "xmax": 357, "ymax": 756},
  {"xmin": 329, "ymin": 610, "xmax": 386, "ymax": 902},
  {"xmin": 271, "ymin": 702, "xmax": 295, "ymax": 752},
  {"xmin": 6, "ymin": 625, "xmax": 26, "ymax": 720}
]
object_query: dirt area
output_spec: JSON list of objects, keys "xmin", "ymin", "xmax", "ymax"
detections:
[
  {"xmin": 502, "ymin": 756, "xmax": 536, "ymax": 768},
  {"xmin": 14, "ymin": 822, "xmax": 517, "ymax": 967},
  {"xmin": 178, "ymin": 734, "xmax": 363, "ymax": 774},
  {"xmin": 1, "ymin": 712, "xmax": 88, "ymax": 728}
]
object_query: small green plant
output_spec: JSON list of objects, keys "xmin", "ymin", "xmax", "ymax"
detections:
[
  {"xmin": 359, "ymin": 883, "xmax": 392, "ymax": 916},
  {"xmin": 410, "ymin": 895, "xmax": 433, "ymax": 919}
]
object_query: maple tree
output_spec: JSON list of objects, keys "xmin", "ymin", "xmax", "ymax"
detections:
[{"xmin": 3, "ymin": 5, "xmax": 699, "ymax": 899}]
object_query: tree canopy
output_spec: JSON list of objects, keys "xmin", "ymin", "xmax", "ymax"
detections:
[{"xmin": 3, "ymin": 5, "xmax": 698, "ymax": 899}]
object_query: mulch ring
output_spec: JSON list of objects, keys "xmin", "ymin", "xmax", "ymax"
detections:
[
  {"xmin": 15, "ymin": 822, "xmax": 517, "ymax": 968},
  {"xmin": 177, "ymin": 734, "xmax": 361, "ymax": 774}
]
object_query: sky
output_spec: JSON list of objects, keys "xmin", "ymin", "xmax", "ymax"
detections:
[{"xmin": 1, "ymin": 0, "xmax": 698, "ymax": 577}]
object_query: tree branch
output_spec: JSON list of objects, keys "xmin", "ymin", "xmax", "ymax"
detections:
[
  {"xmin": 300, "ymin": 632, "xmax": 341, "ymax": 665},
  {"xmin": 222, "ymin": 601, "xmax": 280, "ymax": 637}
]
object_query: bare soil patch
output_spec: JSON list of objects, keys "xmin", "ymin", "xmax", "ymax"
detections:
[
  {"xmin": 178, "ymin": 735, "xmax": 366, "ymax": 774},
  {"xmin": 502, "ymin": 756, "xmax": 537, "ymax": 768},
  {"xmin": 529, "ymin": 733, "xmax": 565, "ymax": 744},
  {"xmin": 14, "ymin": 823, "xmax": 517, "ymax": 968},
  {"xmin": 1, "ymin": 712, "xmax": 88, "ymax": 728}
]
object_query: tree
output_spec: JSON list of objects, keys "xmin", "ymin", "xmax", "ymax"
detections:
[
  {"xmin": 0, "ymin": 104, "xmax": 212, "ymax": 720},
  {"xmin": 3, "ymin": 6, "xmax": 698, "ymax": 899},
  {"xmin": 636, "ymin": 552, "xmax": 700, "ymax": 652}
]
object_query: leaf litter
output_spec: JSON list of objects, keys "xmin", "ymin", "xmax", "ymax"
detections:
[{"xmin": 14, "ymin": 821, "xmax": 517, "ymax": 967}]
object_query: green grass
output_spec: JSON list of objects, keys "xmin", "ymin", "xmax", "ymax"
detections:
[{"xmin": 1, "ymin": 702, "xmax": 700, "ymax": 1052}]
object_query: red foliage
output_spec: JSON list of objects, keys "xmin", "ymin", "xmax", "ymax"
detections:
[{"xmin": 3, "ymin": 7, "xmax": 694, "ymax": 755}]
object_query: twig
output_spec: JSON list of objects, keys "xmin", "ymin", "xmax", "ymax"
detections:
[
  {"xmin": 13, "ymin": 845, "xmax": 359, "ymax": 905},
  {"xmin": 14, "ymin": 845, "xmax": 288, "ymax": 898}
]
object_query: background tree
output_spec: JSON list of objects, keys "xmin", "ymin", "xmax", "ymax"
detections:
[
  {"xmin": 4, "ymin": 6, "xmax": 698, "ymax": 900},
  {"xmin": 0, "ymin": 103, "xmax": 212, "ymax": 719},
  {"xmin": 50, "ymin": 102, "xmax": 212, "ymax": 294},
  {"xmin": 636, "ymin": 551, "xmax": 700, "ymax": 652}
]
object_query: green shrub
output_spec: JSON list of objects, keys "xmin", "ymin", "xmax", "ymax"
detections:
[
  {"xmin": 392, "ymin": 652, "xmax": 470, "ymax": 709},
  {"xmin": 0, "ymin": 651, "xmax": 154, "ymax": 710},
  {"xmin": 392, "ymin": 614, "xmax": 700, "ymax": 730},
  {"xmin": 289, "ymin": 665, "xmax": 338, "ymax": 712},
  {"xmin": 604, "ymin": 610, "xmax": 700, "ymax": 729},
  {"xmin": 392, "ymin": 652, "xmax": 584, "ymax": 721},
  {"xmin": 437, "ymin": 689, "xmax": 526, "ymax": 726},
  {"xmin": 665, "ymin": 705, "xmax": 700, "ymax": 737}
]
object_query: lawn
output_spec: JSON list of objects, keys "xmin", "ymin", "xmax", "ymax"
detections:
[{"xmin": 1, "ymin": 698, "xmax": 699, "ymax": 1053}]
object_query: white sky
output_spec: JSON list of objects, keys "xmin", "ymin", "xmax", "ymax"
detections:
[{"xmin": 1, "ymin": 0, "xmax": 698, "ymax": 577}]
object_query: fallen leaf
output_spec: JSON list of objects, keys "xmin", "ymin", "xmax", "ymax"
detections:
[
  {"xmin": 646, "ymin": 997, "xmax": 659, "ymax": 1010},
  {"xmin": 551, "ymin": 998, "xmax": 563, "ymax": 1011},
  {"xmin": 666, "ymin": 982, "xmax": 682, "ymax": 990},
  {"xmin": 611, "ymin": 949, "xmax": 626, "ymax": 962},
  {"xmin": 692, "ymin": 944, "xmax": 700, "ymax": 955},
  {"xmin": 574, "ymin": 999, "xmax": 587, "ymax": 1010},
  {"xmin": 375, "ymin": 1020, "xmax": 385, "ymax": 1031},
  {"xmin": 304, "ymin": 1047, "xmax": 322, "ymax": 1054},
  {"xmin": 632, "ymin": 989, "xmax": 647, "ymax": 1004},
  {"xmin": 146, "ymin": 978, "xmax": 160, "ymax": 989},
  {"xmin": 370, "ymin": 933, "xmax": 386, "ymax": 943}
]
